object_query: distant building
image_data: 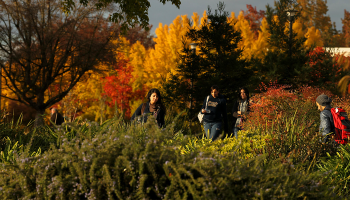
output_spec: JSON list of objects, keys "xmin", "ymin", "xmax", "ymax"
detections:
[{"xmin": 324, "ymin": 47, "xmax": 350, "ymax": 57}]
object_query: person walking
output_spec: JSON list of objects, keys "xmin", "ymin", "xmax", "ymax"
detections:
[
  {"xmin": 50, "ymin": 107, "xmax": 64, "ymax": 125},
  {"xmin": 316, "ymin": 94, "xmax": 335, "ymax": 143},
  {"xmin": 131, "ymin": 88, "xmax": 166, "ymax": 128},
  {"xmin": 232, "ymin": 87, "xmax": 250, "ymax": 138},
  {"xmin": 200, "ymin": 85, "xmax": 228, "ymax": 141}
]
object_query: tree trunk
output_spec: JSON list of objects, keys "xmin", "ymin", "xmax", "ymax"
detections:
[
  {"xmin": 35, "ymin": 93, "xmax": 46, "ymax": 127},
  {"xmin": 34, "ymin": 109, "xmax": 46, "ymax": 127}
]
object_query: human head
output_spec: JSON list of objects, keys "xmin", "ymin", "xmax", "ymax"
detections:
[
  {"xmin": 316, "ymin": 94, "xmax": 332, "ymax": 111},
  {"xmin": 147, "ymin": 88, "xmax": 162, "ymax": 105},
  {"xmin": 211, "ymin": 85, "xmax": 219, "ymax": 98},
  {"xmin": 239, "ymin": 87, "xmax": 249, "ymax": 100},
  {"xmin": 50, "ymin": 107, "xmax": 57, "ymax": 115}
]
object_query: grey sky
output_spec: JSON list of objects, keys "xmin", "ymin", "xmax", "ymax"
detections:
[{"xmin": 148, "ymin": 0, "xmax": 349, "ymax": 35}]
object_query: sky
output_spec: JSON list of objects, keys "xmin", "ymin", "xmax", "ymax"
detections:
[{"xmin": 148, "ymin": 0, "xmax": 349, "ymax": 35}]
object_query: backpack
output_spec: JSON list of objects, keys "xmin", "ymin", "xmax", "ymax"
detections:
[{"xmin": 330, "ymin": 107, "xmax": 350, "ymax": 144}]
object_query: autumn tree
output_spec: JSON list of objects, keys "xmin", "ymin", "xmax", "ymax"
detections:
[
  {"xmin": 103, "ymin": 53, "xmax": 146, "ymax": 119},
  {"xmin": 0, "ymin": 0, "xmax": 115, "ymax": 126},
  {"xmin": 342, "ymin": 9, "xmax": 350, "ymax": 47},
  {"xmin": 298, "ymin": 0, "xmax": 342, "ymax": 46},
  {"xmin": 163, "ymin": 2, "xmax": 251, "ymax": 124},
  {"xmin": 57, "ymin": 32, "xmax": 151, "ymax": 123},
  {"xmin": 241, "ymin": 4, "xmax": 266, "ymax": 39},
  {"xmin": 304, "ymin": 47, "xmax": 344, "ymax": 94}
]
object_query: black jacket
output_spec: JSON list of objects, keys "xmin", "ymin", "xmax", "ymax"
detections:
[
  {"xmin": 51, "ymin": 112, "xmax": 64, "ymax": 125},
  {"xmin": 201, "ymin": 94, "xmax": 228, "ymax": 133},
  {"xmin": 131, "ymin": 102, "xmax": 165, "ymax": 128}
]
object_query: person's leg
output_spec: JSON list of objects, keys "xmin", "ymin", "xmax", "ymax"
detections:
[
  {"xmin": 203, "ymin": 122, "xmax": 212, "ymax": 139},
  {"xmin": 210, "ymin": 122, "xmax": 222, "ymax": 141},
  {"xmin": 233, "ymin": 127, "xmax": 241, "ymax": 139}
]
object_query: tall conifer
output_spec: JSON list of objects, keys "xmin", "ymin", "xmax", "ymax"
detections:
[
  {"xmin": 257, "ymin": 0, "xmax": 309, "ymax": 86},
  {"xmin": 163, "ymin": 2, "xmax": 251, "ymax": 123}
]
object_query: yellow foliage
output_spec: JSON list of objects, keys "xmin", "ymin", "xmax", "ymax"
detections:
[
  {"xmin": 200, "ymin": 11, "xmax": 208, "ymax": 28},
  {"xmin": 234, "ymin": 11, "xmax": 255, "ymax": 60},
  {"xmin": 304, "ymin": 26, "xmax": 324, "ymax": 47},
  {"xmin": 293, "ymin": 18, "xmax": 305, "ymax": 39},
  {"xmin": 129, "ymin": 41, "xmax": 147, "ymax": 91},
  {"xmin": 143, "ymin": 15, "xmax": 192, "ymax": 88},
  {"xmin": 252, "ymin": 18, "xmax": 270, "ymax": 59},
  {"xmin": 60, "ymin": 70, "xmax": 114, "ymax": 122},
  {"xmin": 178, "ymin": 130, "xmax": 271, "ymax": 160}
]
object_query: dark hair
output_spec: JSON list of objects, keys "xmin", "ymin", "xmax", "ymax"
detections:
[
  {"xmin": 146, "ymin": 88, "xmax": 165, "ymax": 112},
  {"xmin": 238, "ymin": 87, "xmax": 249, "ymax": 101},
  {"xmin": 211, "ymin": 85, "xmax": 220, "ymax": 92}
]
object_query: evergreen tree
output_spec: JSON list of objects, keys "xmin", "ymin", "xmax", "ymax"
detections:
[
  {"xmin": 256, "ymin": 0, "xmax": 309, "ymax": 86},
  {"xmin": 163, "ymin": 2, "xmax": 251, "ymax": 126}
]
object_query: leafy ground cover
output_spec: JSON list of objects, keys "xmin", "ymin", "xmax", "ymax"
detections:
[{"xmin": 0, "ymin": 85, "xmax": 350, "ymax": 199}]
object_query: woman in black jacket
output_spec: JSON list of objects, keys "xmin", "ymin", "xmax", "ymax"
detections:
[
  {"xmin": 232, "ymin": 87, "xmax": 250, "ymax": 138},
  {"xmin": 200, "ymin": 85, "xmax": 228, "ymax": 141},
  {"xmin": 131, "ymin": 88, "xmax": 166, "ymax": 128}
]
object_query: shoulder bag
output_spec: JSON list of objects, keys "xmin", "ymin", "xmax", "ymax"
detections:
[{"xmin": 198, "ymin": 96, "xmax": 210, "ymax": 123}]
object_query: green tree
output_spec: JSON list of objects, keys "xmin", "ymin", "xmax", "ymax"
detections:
[
  {"xmin": 62, "ymin": 0, "xmax": 181, "ymax": 31},
  {"xmin": 255, "ymin": 0, "xmax": 309, "ymax": 86},
  {"xmin": 163, "ymin": 2, "xmax": 251, "ymax": 129}
]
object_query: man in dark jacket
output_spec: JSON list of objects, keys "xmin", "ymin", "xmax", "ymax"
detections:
[
  {"xmin": 316, "ymin": 94, "xmax": 334, "ymax": 143},
  {"xmin": 201, "ymin": 85, "xmax": 228, "ymax": 141},
  {"xmin": 50, "ymin": 107, "xmax": 64, "ymax": 125}
]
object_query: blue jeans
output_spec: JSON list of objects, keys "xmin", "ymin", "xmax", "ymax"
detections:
[
  {"xmin": 233, "ymin": 127, "xmax": 241, "ymax": 139},
  {"xmin": 203, "ymin": 122, "xmax": 222, "ymax": 141}
]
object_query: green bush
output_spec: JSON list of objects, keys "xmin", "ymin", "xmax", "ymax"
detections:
[
  {"xmin": 318, "ymin": 144, "xmax": 350, "ymax": 196},
  {"xmin": 0, "ymin": 116, "xmax": 341, "ymax": 199}
]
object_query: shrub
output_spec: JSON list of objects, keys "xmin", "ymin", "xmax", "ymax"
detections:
[
  {"xmin": 244, "ymin": 84, "xmax": 338, "ymax": 168},
  {"xmin": 318, "ymin": 144, "xmax": 350, "ymax": 196},
  {"xmin": 0, "ymin": 117, "xmax": 340, "ymax": 199},
  {"xmin": 177, "ymin": 130, "xmax": 270, "ymax": 160}
]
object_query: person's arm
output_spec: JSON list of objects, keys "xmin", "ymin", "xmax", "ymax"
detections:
[
  {"xmin": 201, "ymin": 96, "xmax": 208, "ymax": 114},
  {"xmin": 246, "ymin": 100, "xmax": 251, "ymax": 115},
  {"xmin": 130, "ymin": 103, "xmax": 143, "ymax": 121},
  {"xmin": 232, "ymin": 100, "xmax": 240, "ymax": 118},
  {"xmin": 319, "ymin": 111, "xmax": 332, "ymax": 136}
]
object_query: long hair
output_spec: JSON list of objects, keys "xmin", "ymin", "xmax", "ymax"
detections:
[
  {"xmin": 146, "ymin": 88, "xmax": 166, "ymax": 113},
  {"xmin": 238, "ymin": 87, "xmax": 249, "ymax": 101}
]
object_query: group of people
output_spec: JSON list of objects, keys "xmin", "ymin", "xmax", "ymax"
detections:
[
  {"xmin": 199, "ymin": 85, "xmax": 249, "ymax": 141},
  {"xmin": 50, "ymin": 87, "xmax": 333, "ymax": 143},
  {"xmin": 130, "ymin": 87, "xmax": 334, "ymax": 144},
  {"xmin": 130, "ymin": 86, "xmax": 250, "ymax": 141}
]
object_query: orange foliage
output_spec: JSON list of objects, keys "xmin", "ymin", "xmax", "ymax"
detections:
[{"xmin": 103, "ymin": 53, "xmax": 146, "ymax": 118}]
